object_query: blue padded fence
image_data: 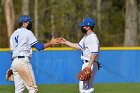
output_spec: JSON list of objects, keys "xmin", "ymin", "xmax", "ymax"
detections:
[{"xmin": 0, "ymin": 50, "xmax": 140, "ymax": 85}]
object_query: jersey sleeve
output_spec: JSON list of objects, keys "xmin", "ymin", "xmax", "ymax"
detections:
[
  {"xmin": 87, "ymin": 37, "xmax": 99, "ymax": 54},
  {"xmin": 27, "ymin": 31, "xmax": 38, "ymax": 46},
  {"xmin": 78, "ymin": 37, "xmax": 84, "ymax": 49}
]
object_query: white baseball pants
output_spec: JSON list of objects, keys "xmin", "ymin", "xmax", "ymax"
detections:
[
  {"xmin": 79, "ymin": 62, "xmax": 98, "ymax": 93},
  {"xmin": 11, "ymin": 57, "xmax": 38, "ymax": 93}
]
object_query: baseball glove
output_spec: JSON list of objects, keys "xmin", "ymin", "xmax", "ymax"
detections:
[
  {"xmin": 6, "ymin": 68, "xmax": 14, "ymax": 81},
  {"xmin": 77, "ymin": 67, "xmax": 92, "ymax": 81}
]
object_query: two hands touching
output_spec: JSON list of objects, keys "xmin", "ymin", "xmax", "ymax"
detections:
[
  {"xmin": 49, "ymin": 36, "xmax": 67, "ymax": 46},
  {"xmin": 49, "ymin": 36, "xmax": 80, "ymax": 50}
]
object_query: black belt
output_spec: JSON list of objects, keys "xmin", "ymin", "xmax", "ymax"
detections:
[
  {"xmin": 17, "ymin": 56, "xmax": 25, "ymax": 58},
  {"xmin": 85, "ymin": 60, "xmax": 89, "ymax": 62},
  {"xmin": 12, "ymin": 56, "xmax": 25, "ymax": 61},
  {"xmin": 84, "ymin": 60, "xmax": 98, "ymax": 63}
]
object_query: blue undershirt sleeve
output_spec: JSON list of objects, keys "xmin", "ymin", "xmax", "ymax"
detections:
[{"xmin": 33, "ymin": 42, "xmax": 45, "ymax": 51}]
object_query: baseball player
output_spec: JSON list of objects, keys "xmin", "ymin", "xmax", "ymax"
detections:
[
  {"xmin": 60, "ymin": 18, "xmax": 99, "ymax": 93},
  {"xmin": 10, "ymin": 15, "xmax": 59, "ymax": 93}
]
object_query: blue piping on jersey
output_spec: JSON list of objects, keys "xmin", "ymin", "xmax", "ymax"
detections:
[
  {"xmin": 78, "ymin": 43, "xmax": 83, "ymax": 49},
  {"xmin": 33, "ymin": 42, "xmax": 44, "ymax": 51},
  {"xmin": 82, "ymin": 52, "xmax": 83, "ymax": 56},
  {"xmin": 30, "ymin": 41, "xmax": 38, "ymax": 46}
]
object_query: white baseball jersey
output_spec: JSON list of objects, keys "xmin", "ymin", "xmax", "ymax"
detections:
[
  {"xmin": 78, "ymin": 32, "xmax": 99, "ymax": 61},
  {"xmin": 78, "ymin": 32, "xmax": 99, "ymax": 93},
  {"xmin": 10, "ymin": 27, "xmax": 38, "ymax": 58}
]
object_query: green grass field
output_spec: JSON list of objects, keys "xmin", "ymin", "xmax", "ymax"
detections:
[{"xmin": 0, "ymin": 83, "xmax": 140, "ymax": 93}]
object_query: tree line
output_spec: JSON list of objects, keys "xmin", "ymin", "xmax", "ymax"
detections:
[{"xmin": 0, "ymin": 0, "xmax": 140, "ymax": 48}]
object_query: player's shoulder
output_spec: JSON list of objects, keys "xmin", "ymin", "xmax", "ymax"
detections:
[
  {"xmin": 11, "ymin": 28, "xmax": 33, "ymax": 38},
  {"xmin": 19, "ymin": 28, "xmax": 32, "ymax": 33},
  {"xmin": 88, "ymin": 33, "xmax": 97, "ymax": 39},
  {"xmin": 10, "ymin": 29, "xmax": 19, "ymax": 38},
  {"xmin": 88, "ymin": 33, "xmax": 99, "ymax": 42},
  {"xmin": 15, "ymin": 28, "xmax": 33, "ymax": 34}
]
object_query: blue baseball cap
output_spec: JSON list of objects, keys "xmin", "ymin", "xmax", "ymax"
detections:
[
  {"xmin": 18, "ymin": 15, "xmax": 33, "ymax": 23},
  {"xmin": 80, "ymin": 18, "xmax": 95, "ymax": 27}
]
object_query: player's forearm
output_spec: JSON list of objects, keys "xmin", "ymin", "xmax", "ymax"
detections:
[
  {"xmin": 65, "ymin": 41, "xmax": 80, "ymax": 49},
  {"xmin": 88, "ymin": 54, "xmax": 98, "ymax": 68},
  {"xmin": 44, "ymin": 42, "xmax": 52, "ymax": 48}
]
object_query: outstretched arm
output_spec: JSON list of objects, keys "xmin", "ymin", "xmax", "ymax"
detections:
[
  {"xmin": 60, "ymin": 38, "xmax": 81, "ymax": 50},
  {"xmin": 33, "ymin": 36, "xmax": 60, "ymax": 51}
]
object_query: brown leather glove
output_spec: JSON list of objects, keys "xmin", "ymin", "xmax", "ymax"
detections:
[
  {"xmin": 77, "ymin": 67, "xmax": 92, "ymax": 81},
  {"xmin": 6, "ymin": 68, "xmax": 14, "ymax": 81}
]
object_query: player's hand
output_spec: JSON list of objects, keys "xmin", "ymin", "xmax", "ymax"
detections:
[
  {"xmin": 59, "ymin": 37, "xmax": 67, "ymax": 44},
  {"xmin": 50, "ymin": 36, "xmax": 60, "ymax": 45}
]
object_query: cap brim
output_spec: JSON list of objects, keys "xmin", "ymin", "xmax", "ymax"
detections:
[{"xmin": 80, "ymin": 22, "xmax": 86, "ymax": 26}]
